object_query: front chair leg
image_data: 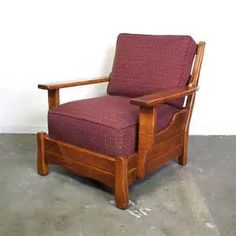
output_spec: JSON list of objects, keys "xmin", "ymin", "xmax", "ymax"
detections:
[
  {"xmin": 178, "ymin": 132, "xmax": 188, "ymax": 166},
  {"xmin": 37, "ymin": 132, "xmax": 49, "ymax": 176},
  {"xmin": 115, "ymin": 157, "xmax": 129, "ymax": 209}
]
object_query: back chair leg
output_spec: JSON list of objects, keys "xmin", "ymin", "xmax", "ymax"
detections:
[
  {"xmin": 37, "ymin": 132, "xmax": 49, "ymax": 176},
  {"xmin": 178, "ymin": 132, "xmax": 188, "ymax": 166},
  {"xmin": 115, "ymin": 157, "xmax": 129, "ymax": 209}
]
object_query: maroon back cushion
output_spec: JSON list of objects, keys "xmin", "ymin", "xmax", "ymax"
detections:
[{"xmin": 107, "ymin": 34, "xmax": 197, "ymax": 106}]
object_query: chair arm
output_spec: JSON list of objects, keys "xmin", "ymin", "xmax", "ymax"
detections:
[
  {"xmin": 38, "ymin": 77, "xmax": 109, "ymax": 90},
  {"xmin": 38, "ymin": 76, "xmax": 109, "ymax": 110},
  {"xmin": 130, "ymin": 86, "xmax": 198, "ymax": 107}
]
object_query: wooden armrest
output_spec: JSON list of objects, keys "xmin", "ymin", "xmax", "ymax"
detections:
[
  {"xmin": 39, "ymin": 76, "xmax": 109, "ymax": 110},
  {"xmin": 38, "ymin": 77, "xmax": 109, "ymax": 90},
  {"xmin": 130, "ymin": 86, "xmax": 198, "ymax": 107}
]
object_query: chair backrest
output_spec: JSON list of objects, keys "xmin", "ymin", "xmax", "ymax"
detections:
[{"xmin": 107, "ymin": 33, "xmax": 197, "ymax": 107}]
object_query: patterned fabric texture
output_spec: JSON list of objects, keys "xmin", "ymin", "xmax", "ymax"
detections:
[
  {"xmin": 48, "ymin": 96, "xmax": 179, "ymax": 157},
  {"xmin": 107, "ymin": 33, "xmax": 197, "ymax": 107}
]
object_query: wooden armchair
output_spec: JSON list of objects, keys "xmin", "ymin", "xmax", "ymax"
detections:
[{"xmin": 37, "ymin": 34, "xmax": 205, "ymax": 209}]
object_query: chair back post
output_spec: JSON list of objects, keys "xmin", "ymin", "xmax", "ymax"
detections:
[
  {"xmin": 185, "ymin": 42, "xmax": 205, "ymax": 128},
  {"xmin": 188, "ymin": 41, "xmax": 206, "ymax": 88},
  {"xmin": 177, "ymin": 42, "xmax": 205, "ymax": 165}
]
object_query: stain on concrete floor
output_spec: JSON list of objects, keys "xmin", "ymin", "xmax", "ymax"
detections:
[{"xmin": 0, "ymin": 135, "xmax": 235, "ymax": 236}]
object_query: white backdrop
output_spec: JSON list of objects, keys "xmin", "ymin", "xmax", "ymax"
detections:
[{"xmin": 0, "ymin": 0, "xmax": 235, "ymax": 134}]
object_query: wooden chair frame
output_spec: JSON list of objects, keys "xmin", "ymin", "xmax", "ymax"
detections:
[{"xmin": 37, "ymin": 42, "xmax": 205, "ymax": 209}]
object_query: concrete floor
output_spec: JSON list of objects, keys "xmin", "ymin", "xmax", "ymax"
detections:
[{"xmin": 0, "ymin": 135, "xmax": 235, "ymax": 236}]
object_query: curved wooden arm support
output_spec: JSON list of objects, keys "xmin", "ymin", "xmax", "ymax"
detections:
[
  {"xmin": 130, "ymin": 86, "xmax": 198, "ymax": 107},
  {"xmin": 38, "ymin": 77, "xmax": 109, "ymax": 110},
  {"xmin": 133, "ymin": 86, "xmax": 198, "ymax": 179}
]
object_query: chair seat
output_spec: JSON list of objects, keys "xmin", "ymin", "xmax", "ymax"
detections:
[{"xmin": 48, "ymin": 95, "xmax": 179, "ymax": 157}]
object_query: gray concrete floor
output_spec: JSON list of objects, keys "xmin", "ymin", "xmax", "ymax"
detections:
[{"xmin": 0, "ymin": 135, "xmax": 235, "ymax": 236}]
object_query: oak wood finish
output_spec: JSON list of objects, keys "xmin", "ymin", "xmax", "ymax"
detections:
[
  {"xmin": 48, "ymin": 89, "xmax": 60, "ymax": 110},
  {"xmin": 136, "ymin": 106, "xmax": 157, "ymax": 179},
  {"xmin": 146, "ymin": 143, "xmax": 182, "ymax": 174},
  {"xmin": 38, "ymin": 77, "xmax": 109, "ymax": 90},
  {"xmin": 46, "ymin": 151, "xmax": 115, "ymax": 188},
  {"xmin": 130, "ymin": 86, "xmax": 198, "ymax": 107},
  {"xmin": 155, "ymin": 109, "xmax": 188, "ymax": 143},
  {"xmin": 39, "ymin": 77, "xmax": 109, "ymax": 110},
  {"xmin": 179, "ymin": 42, "xmax": 205, "ymax": 165},
  {"xmin": 37, "ymin": 132, "xmax": 49, "ymax": 176},
  {"xmin": 45, "ymin": 137, "xmax": 116, "ymax": 174},
  {"xmin": 37, "ymin": 42, "xmax": 205, "ymax": 209},
  {"xmin": 115, "ymin": 157, "xmax": 129, "ymax": 209},
  {"xmin": 132, "ymin": 89, "xmax": 195, "ymax": 179}
]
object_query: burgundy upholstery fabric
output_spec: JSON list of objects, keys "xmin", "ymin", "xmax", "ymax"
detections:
[
  {"xmin": 108, "ymin": 34, "xmax": 197, "ymax": 107},
  {"xmin": 48, "ymin": 96, "xmax": 179, "ymax": 157}
]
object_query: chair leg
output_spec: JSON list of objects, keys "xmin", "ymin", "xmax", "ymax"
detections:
[
  {"xmin": 37, "ymin": 132, "xmax": 49, "ymax": 176},
  {"xmin": 115, "ymin": 157, "xmax": 129, "ymax": 209},
  {"xmin": 178, "ymin": 132, "xmax": 188, "ymax": 166}
]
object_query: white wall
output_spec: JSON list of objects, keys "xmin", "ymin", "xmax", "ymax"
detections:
[{"xmin": 0, "ymin": 0, "xmax": 235, "ymax": 134}]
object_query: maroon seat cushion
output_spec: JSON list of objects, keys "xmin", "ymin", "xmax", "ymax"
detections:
[
  {"xmin": 108, "ymin": 34, "xmax": 197, "ymax": 107},
  {"xmin": 48, "ymin": 96, "xmax": 179, "ymax": 157}
]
